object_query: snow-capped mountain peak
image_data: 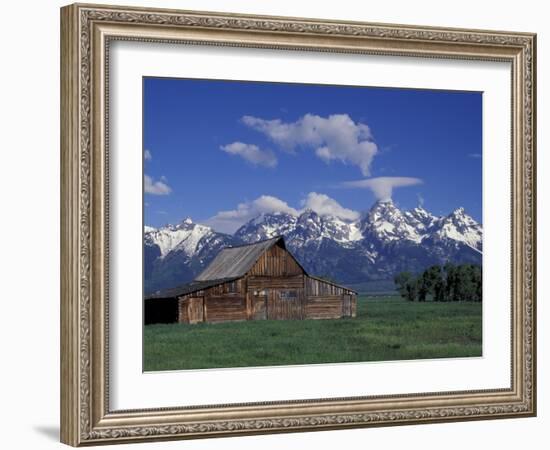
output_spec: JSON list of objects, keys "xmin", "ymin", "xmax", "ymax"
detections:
[
  {"xmin": 403, "ymin": 205, "xmax": 439, "ymax": 232},
  {"xmin": 362, "ymin": 200, "xmax": 422, "ymax": 243},
  {"xmin": 144, "ymin": 201, "xmax": 483, "ymax": 294},
  {"xmin": 235, "ymin": 209, "xmax": 363, "ymax": 250},
  {"xmin": 145, "ymin": 218, "xmax": 214, "ymax": 258},
  {"xmin": 409, "ymin": 205, "xmax": 436, "ymax": 222},
  {"xmin": 235, "ymin": 211, "xmax": 297, "ymax": 243},
  {"xmin": 430, "ymin": 208, "xmax": 482, "ymax": 251}
]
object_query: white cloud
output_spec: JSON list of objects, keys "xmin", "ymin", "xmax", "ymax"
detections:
[
  {"xmin": 468, "ymin": 153, "xmax": 482, "ymax": 158},
  {"xmin": 205, "ymin": 195, "xmax": 298, "ymax": 233},
  {"xmin": 144, "ymin": 174, "xmax": 172, "ymax": 195},
  {"xmin": 144, "ymin": 149, "xmax": 152, "ymax": 161},
  {"xmin": 341, "ymin": 176, "xmax": 423, "ymax": 202},
  {"xmin": 241, "ymin": 113, "xmax": 377, "ymax": 176},
  {"xmin": 220, "ymin": 142, "xmax": 277, "ymax": 168},
  {"xmin": 301, "ymin": 192, "xmax": 360, "ymax": 221},
  {"xmin": 205, "ymin": 192, "xmax": 361, "ymax": 233}
]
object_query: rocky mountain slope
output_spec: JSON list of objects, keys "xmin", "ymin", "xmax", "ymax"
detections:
[{"xmin": 144, "ymin": 200, "xmax": 482, "ymax": 294}]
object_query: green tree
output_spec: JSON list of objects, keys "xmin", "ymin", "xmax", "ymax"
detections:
[
  {"xmin": 418, "ymin": 273, "xmax": 429, "ymax": 302},
  {"xmin": 395, "ymin": 264, "xmax": 482, "ymax": 303},
  {"xmin": 394, "ymin": 271, "xmax": 421, "ymax": 301},
  {"xmin": 394, "ymin": 272, "xmax": 415, "ymax": 301},
  {"xmin": 459, "ymin": 265, "xmax": 477, "ymax": 301},
  {"xmin": 406, "ymin": 278, "xmax": 419, "ymax": 302},
  {"xmin": 444, "ymin": 263, "xmax": 458, "ymax": 301},
  {"xmin": 425, "ymin": 265, "xmax": 445, "ymax": 301},
  {"xmin": 415, "ymin": 265, "xmax": 443, "ymax": 301},
  {"xmin": 442, "ymin": 263, "xmax": 482, "ymax": 302},
  {"xmin": 461, "ymin": 264, "xmax": 482, "ymax": 302},
  {"xmin": 474, "ymin": 265, "xmax": 482, "ymax": 302}
]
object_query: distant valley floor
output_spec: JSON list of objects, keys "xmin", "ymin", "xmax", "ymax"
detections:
[{"xmin": 143, "ymin": 297, "xmax": 482, "ymax": 371}]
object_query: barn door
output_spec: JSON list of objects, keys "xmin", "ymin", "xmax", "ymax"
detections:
[
  {"xmin": 342, "ymin": 295, "xmax": 352, "ymax": 317},
  {"xmin": 268, "ymin": 289, "xmax": 303, "ymax": 320},
  {"xmin": 187, "ymin": 297, "xmax": 204, "ymax": 324},
  {"xmin": 267, "ymin": 289, "xmax": 277, "ymax": 320},
  {"xmin": 251, "ymin": 289, "xmax": 267, "ymax": 320}
]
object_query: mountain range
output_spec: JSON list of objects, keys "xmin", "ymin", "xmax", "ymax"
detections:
[{"xmin": 144, "ymin": 200, "xmax": 482, "ymax": 294}]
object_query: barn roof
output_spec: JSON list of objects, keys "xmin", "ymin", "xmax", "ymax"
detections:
[
  {"xmin": 307, "ymin": 275, "xmax": 359, "ymax": 295},
  {"xmin": 145, "ymin": 236, "xmax": 357, "ymax": 300},
  {"xmin": 195, "ymin": 236, "xmax": 303, "ymax": 281},
  {"xmin": 145, "ymin": 277, "xmax": 239, "ymax": 300}
]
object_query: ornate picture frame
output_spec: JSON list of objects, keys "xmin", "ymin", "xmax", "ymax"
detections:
[{"xmin": 60, "ymin": 3, "xmax": 536, "ymax": 446}]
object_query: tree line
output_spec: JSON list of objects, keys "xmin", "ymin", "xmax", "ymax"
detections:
[{"xmin": 394, "ymin": 263, "xmax": 482, "ymax": 302}]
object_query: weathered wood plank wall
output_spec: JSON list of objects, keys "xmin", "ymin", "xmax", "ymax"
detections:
[
  {"xmin": 248, "ymin": 275, "xmax": 303, "ymax": 290},
  {"xmin": 305, "ymin": 295, "xmax": 343, "ymax": 319},
  {"xmin": 177, "ymin": 278, "xmax": 248, "ymax": 324},
  {"xmin": 188, "ymin": 297, "xmax": 204, "ymax": 324},
  {"xmin": 171, "ymin": 246, "xmax": 357, "ymax": 324},
  {"xmin": 252, "ymin": 293, "xmax": 267, "ymax": 320},
  {"xmin": 267, "ymin": 288, "xmax": 304, "ymax": 320},
  {"xmin": 205, "ymin": 296, "xmax": 247, "ymax": 323},
  {"xmin": 248, "ymin": 244, "xmax": 303, "ymax": 277},
  {"xmin": 305, "ymin": 277, "xmax": 354, "ymax": 296}
]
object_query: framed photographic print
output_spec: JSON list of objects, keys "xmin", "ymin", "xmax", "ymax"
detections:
[{"xmin": 60, "ymin": 3, "xmax": 537, "ymax": 446}]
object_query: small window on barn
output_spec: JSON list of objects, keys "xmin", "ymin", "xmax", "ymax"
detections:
[
  {"xmin": 279, "ymin": 290, "xmax": 297, "ymax": 300},
  {"xmin": 227, "ymin": 281, "xmax": 237, "ymax": 293}
]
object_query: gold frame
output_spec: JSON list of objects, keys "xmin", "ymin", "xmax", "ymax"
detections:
[{"xmin": 60, "ymin": 3, "xmax": 537, "ymax": 446}]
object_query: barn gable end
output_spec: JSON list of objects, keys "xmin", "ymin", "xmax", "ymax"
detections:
[{"xmin": 247, "ymin": 240, "xmax": 305, "ymax": 277}]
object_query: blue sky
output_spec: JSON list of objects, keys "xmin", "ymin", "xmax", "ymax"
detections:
[{"xmin": 143, "ymin": 77, "xmax": 482, "ymax": 232}]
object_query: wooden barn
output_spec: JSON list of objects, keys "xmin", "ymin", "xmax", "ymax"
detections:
[{"xmin": 145, "ymin": 236, "xmax": 357, "ymax": 324}]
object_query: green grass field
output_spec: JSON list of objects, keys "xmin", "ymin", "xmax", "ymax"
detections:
[{"xmin": 143, "ymin": 296, "xmax": 482, "ymax": 371}]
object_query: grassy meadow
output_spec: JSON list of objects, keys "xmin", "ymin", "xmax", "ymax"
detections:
[{"xmin": 143, "ymin": 296, "xmax": 482, "ymax": 371}]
